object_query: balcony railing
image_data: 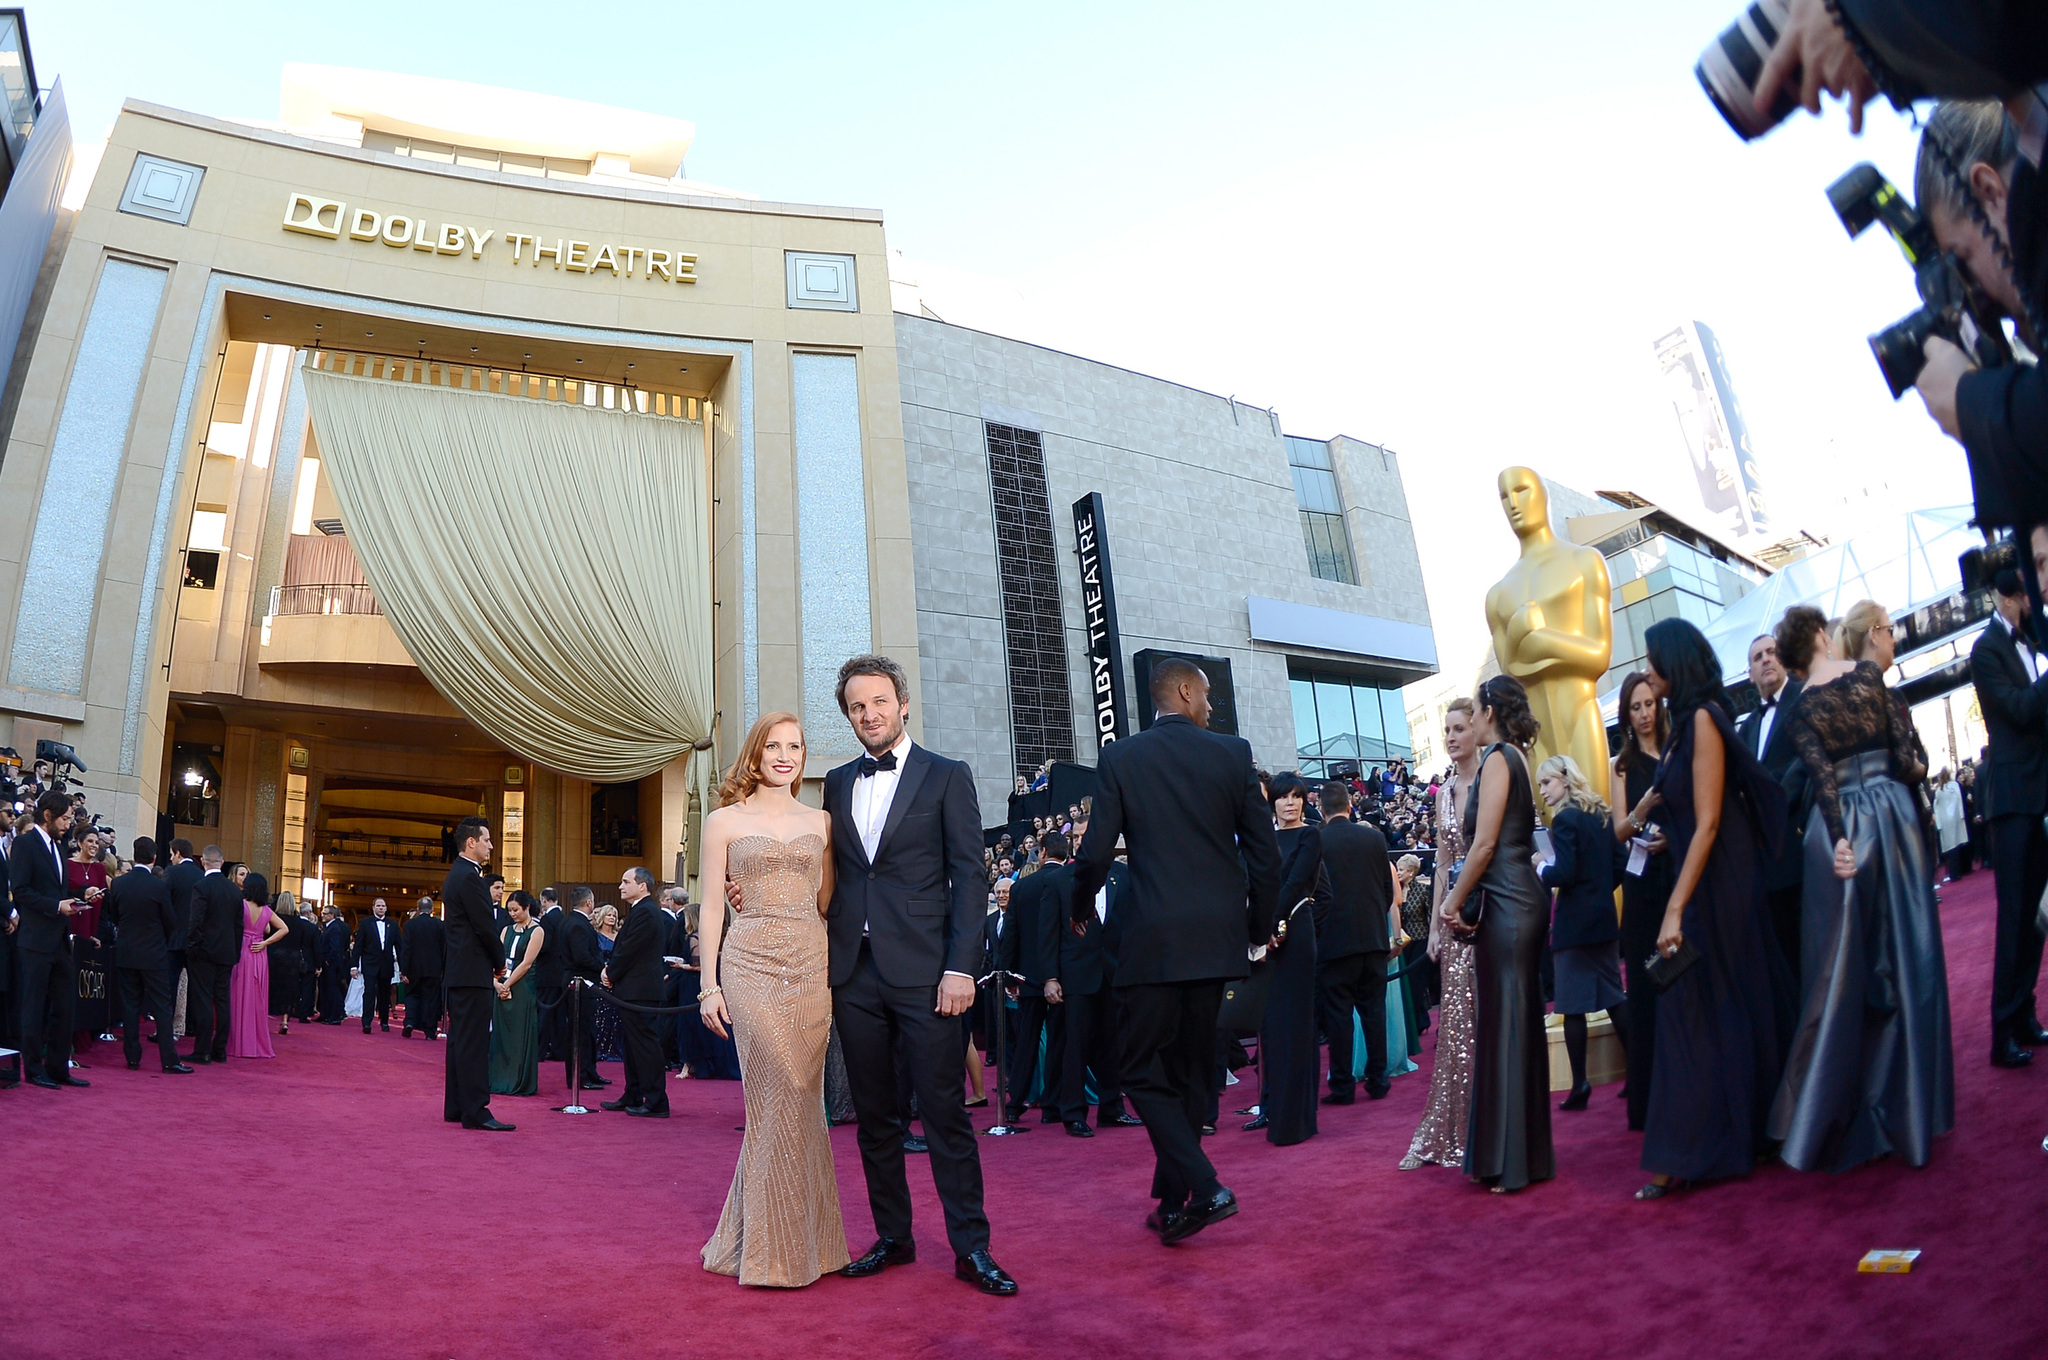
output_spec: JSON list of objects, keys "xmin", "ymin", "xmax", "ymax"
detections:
[{"xmin": 271, "ymin": 582, "xmax": 382, "ymax": 616}]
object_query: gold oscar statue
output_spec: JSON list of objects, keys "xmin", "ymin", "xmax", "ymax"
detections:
[{"xmin": 1484, "ymin": 467, "xmax": 1612, "ymax": 809}]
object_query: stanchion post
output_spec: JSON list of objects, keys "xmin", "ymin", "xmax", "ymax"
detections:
[
  {"xmin": 559, "ymin": 979, "xmax": 592, "ymax": 1115},
  {"xmin": 982, "ymin": 968, "xmax": 1028, "ymax": 1137}
]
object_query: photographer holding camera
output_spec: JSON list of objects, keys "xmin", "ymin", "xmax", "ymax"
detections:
[{"xmin": 8, "ymin": 790, "xmax": 91, "ymax": 1089}]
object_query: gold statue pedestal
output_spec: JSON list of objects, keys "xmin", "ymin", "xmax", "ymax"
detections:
[{"xmin": 1544, "ymin": 1011, "xmax": 1626, "ymax": 1091}]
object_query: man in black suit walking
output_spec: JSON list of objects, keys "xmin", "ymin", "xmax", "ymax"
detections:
[
  {"xmin": 533, "ymin": 887, "xmax": 568, "ymax": 1062},
  {"xmin": 823, "ymin": 655, "xmax": 1014, "ymax": 1295},
  {"xmin": 400, "ymin": 898, "xmax": 446, "ymax": 1039},
  {"xmin": 562, "ymin": 886, "xmax": 607, "ymax": 1090},
  {"xmin": 164, "ymin": 838, "xmax": 201, "ymax": 1041},
  {"xmin": 601, "ymin": 867, "xmax": 671, "ymax": 1117},
  {"xmin": 1071, "ymin": 658, "xmax": 1280, "ymax": 1244},
  {"xmin": 1315, "ymin": 781, "xmax": 1399, "ymax": 1104},
  {"xmin": 184, "ymin": 845, "xmax": 241, "ymax": 1065},
  {"xmin": 0, "ymin": 803, "xmax": 17, "ymax": 1087},
  {"xmin": 9, "ymin": 791, "xmax": 90, "ymax": 1088},
  {"xmin": 1040, "ymin": 829, "xmax": 1138, "ymax": 1134},
  {"xmin": 352, "ymin": 898, "xmax": 401, "ymax": 1033},
  {"xmin": 1000, "ymin": 843, "xmax": 1066, "ymax": 1128},
  {"xmin": 1738, "ymin": 633, "xmax": 1808, "ymax": 968},
  {"xmin": 442, "ymin": 816, "xmax": 511, "ymax": 1130},
  {"xmin": 103, "ymin": 837, "xmax": 191, "ymax": 1074},
  {"xmin": 1971, "ymin": 571, "xmax": 2048, "ymax": 1068},
  {"xmin": 316, "ymin": 905, "xmax": 349, "ymax": 1023}
]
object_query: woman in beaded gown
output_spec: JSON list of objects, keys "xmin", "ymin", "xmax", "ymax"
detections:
[
  {"xmin": 699, "ymin": 712, "xmax": 850, "ymax": 1288},
  {"xmin": 1768, "ymin": 602, "xmax": 1953, "ymax": 1172},
  {"xmin": 1402, "ymin": 698, "xmax": 1480, "ymax": 1170}
]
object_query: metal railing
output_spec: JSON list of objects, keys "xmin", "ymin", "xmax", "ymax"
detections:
[{"xmin": 272, "ymin": 582, "xmax": 382, "ymax": 617}]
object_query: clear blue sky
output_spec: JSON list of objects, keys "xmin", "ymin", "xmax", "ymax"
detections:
[{"xmin": 34, "ymin": 1, "xmax": 1963, "ymax": 676}]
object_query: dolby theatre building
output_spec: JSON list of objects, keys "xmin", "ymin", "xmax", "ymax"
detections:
[{"xmin": 0, "ymin": 67, "xmax": 1435, "ymax": 912}]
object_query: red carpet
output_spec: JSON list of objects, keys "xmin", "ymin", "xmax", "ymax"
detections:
[{"xmin": 4, "ymin": 869, "xmax": 2042, "ymax": 1360}]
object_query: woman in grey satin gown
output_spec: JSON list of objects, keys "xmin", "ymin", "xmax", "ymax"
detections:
[
  {"xmin": 1439, "ymin": 676, "xmax": 1553, "ymax": 1194},
  {"xmin": 1769, "ymin": 601, "xmax": 1954, "ymax": 1171}
]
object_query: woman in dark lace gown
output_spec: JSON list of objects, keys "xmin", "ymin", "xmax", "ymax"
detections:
[
  {"xmin": 1256, "ymin": 772, "xmax": 1323, "ymax": 1147},
  {"xmin": 1636, "ymin": 620, "xmax": 1795, "ymax": 1199},
  {"xmin": 1440, "ymin": 676, "xmax": 1552, "ymax": 1194},
  {"xmin": 1769, "ymin": 602, "xmax": 1954, "ymax": 1171},
  {"xmin": 1611, "ymin": 671, "xmax": 1673, "ymax": 1132}
]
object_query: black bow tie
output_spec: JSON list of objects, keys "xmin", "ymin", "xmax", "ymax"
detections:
[
  {"xmin": 858, "ymin": 751, "xmax": 899, "ymax": 778},
  {"xmin": 1760, "ymin": 696, "xmax": 1777, "ymax": 711}
]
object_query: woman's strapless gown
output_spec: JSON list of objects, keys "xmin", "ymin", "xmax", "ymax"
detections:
[
  {"xmin": 228, "ymin": 906, "xmax": 275, "ymax": 1059},
  {"xmin": 701, "ymin": 834, "xmax": 850, "ymax": 1287}
]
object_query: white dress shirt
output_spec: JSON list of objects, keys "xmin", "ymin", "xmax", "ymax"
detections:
[
  {"xmin": 850, "ymin": 730, "xmax": 913, "ymax": 863},
  {"xmin": 2000, "ymin": 612, "xmax": 2048, "ymax": 679},
  {"xmin": 1751, "ymin": 687, "xmax": 1784, "ymax": 756}
]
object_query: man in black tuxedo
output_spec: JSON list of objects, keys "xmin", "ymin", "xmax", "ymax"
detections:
[
  {"xmin": 487, "ymin": 875, "xmax": 511, "ymax": 938},
  {"xmin": 1315, "ymin": 781, "xmax": 1399, "ymax": 1104},
  {"xmin": 103, "ymin": 837, "xmax": 191, "ymax": 1073},
  {"xmin": 979, "ymin": 879, "xmax": 1015, "ymax": 1080},
  {"xmin": 442, "ymin": 816, "xmax": 511, "ymax": 1130},
  {"xmin": 1000, "ymin": 845, "xmax": 1066, "ymax": 1128},
  {"xmin": 823, "ymin": 655, "xmax": 1013, "ymax": 1295},
  {"xmin": 164, "ymin": 838, "xmax": 201, "ymax": 1040},
  {"xmin": 400, "ymin": 897, "xmax": 446, "ymax": 1039},
  {"xmin": 352, "ymin": 897, "xmax": 401, "ymax": 1033},
  {"xmin": 562, "ymin": 886, "xmax": 607, "ymax": 1090},
  {"xmin": 533, "ymin": 887, "xmax": 568, "ymax": 1062},
  {"xmin": 601, "ymin": 867, "xmax": 670, "ymax": 1116},
  {"xmin": 658, "ymin": 886, "xmax": 690, "ymax": 1071},
  {"xmin": 1071, "ymin": 658, "xmax": 1280, "ymax": 1244},
  {"xmin": 1040, "ymin": 828, "xmax": 1138, "ymax": 1134},
  {"xmin": 316, "ymin": 905, "xmax": 349, "ymax": 1023},
  {"xmin": 1971, "ymin": 570, "xmax": 2048, "ymax": 1068},
  {"xmin": 1738, "ymin": 633, "xmax": 1808, "ymax": 968},
  {"xmin": 184, "ymin": 845, "xmax": 241, "ymax": 1065},
  {"xmin": 0, "ymin": 803, "xmax": 18, "ymax": 1087},
  {"xmin": 9, "ymin": 791, "xmax": 90, "ymax": 1088}
]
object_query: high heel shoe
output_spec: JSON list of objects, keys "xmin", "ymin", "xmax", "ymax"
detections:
[{"xmin": 1559, "ymin": 1081, "xmax": 1592, "ymax": 1112}]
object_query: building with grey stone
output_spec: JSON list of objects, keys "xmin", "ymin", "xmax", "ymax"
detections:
[{"xmin": 896, "ymin": 314, "xmax": 1438, "ymax": 812}]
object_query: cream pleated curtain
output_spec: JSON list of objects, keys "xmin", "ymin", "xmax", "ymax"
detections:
[{"xmin": 300, "ymin": 366, "xmax": 716, "ymax": 812}]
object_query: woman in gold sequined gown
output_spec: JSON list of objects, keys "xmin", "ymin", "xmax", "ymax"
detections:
[
  {"xmin": 1401, "ymin": 699, "xmax": 1480, "ymax": 1170},
  {"xmin": 698, "ymin": 713, "xmax": 851, "ymax": 1288}
]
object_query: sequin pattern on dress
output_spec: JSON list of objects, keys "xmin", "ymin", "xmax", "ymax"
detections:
[{"xmin": 1401, "ymin": 783, "xmax": 1476, "ymax": 1170}]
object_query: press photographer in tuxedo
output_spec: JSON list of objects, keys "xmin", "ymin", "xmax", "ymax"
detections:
[
  {"xmin": 9, "ymin": 791, "xmax": 90, "ymax": 1088},
  {"xmin": 103, "ymin": 837, "xmax": 190, "ymax": 1073}
]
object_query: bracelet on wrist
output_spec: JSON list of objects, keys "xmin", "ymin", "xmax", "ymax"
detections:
[{"xmin": 701, "ymin": 985, "xmax": 722, "ymax": 996}]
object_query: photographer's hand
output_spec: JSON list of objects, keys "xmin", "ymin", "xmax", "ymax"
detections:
[
  {"xmin": 1754, "ymin": 0, "xmax": 1877, "ymax": 134},
  {"xmin": 1915, "ymin": 336, "xmax": 1973, "ymax": 439}
]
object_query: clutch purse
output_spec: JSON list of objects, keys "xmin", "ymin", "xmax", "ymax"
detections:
[
  {"xmin": 1456, "ymin": 886, "xmax": 1488, "ymax": 930},
  {"xmin": 1644, "ymin": 938, "xmax": 1701, "ymax": 992}
]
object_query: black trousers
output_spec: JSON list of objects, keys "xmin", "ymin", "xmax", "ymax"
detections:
[
  {"xmin": 185, "ymin": 954, "xmax": 231, "ymax": 1060},
  {"xmin": 833, "ymin": 942, "xmax": 989, "ymax": 1257},
  {"xmin": 1057, "ymin": 985, "xmax": 1126, "ymax": 1123},
  {"xmin": 620, "ymin": 1004, "xmax": 668, "ymax": 1112},
  {"xmin": 1318, "ymin": 949, "xmax": 1389, "ymax": 1098},
  {"xmin": 316, "ymin": 964, "xmax": 345, "ymax": 1021},
  {"xmin": 563, "ymin": 979, "xmax": 601, "ymax": 1087},
  {"xmin": 537, "ymin": 982, "xmax": 566, "ymax": 1062},
  {"xmin": 658, "ymin": 977, "xmax": 682, "ymax": 1066},
  {"xmin": 1116, "ymin": 978, "xmax": 1226, "ymax": 1210},
  {"xmin": 444, "ymin": 984, "xmax": 495, "ymax": 1126},
  {"xmin": 296, "ymin": 967, "xmax": 318, "ymax": 1020},
  {"xmin": 406, "ymin": 977, "xmax": 444, "ymax": 1035},
  {"xmin": 18, "ymin": 947, "xmax": 75, "ymax": 1080},
  {"xmin": 1004, "ymin": 992, "xmax": 1065, "ymax": 1117},
  {"xmin": 1989, "ymin": 813, "xmax": 2048, "ymax": 1050},
  {"xmin": 118, "ymin": 966, "xmax": 180, "ymax": 1069},
  {"xmin": 362, "ymin": 973, "xmax": 393, "ymax": 1029}
]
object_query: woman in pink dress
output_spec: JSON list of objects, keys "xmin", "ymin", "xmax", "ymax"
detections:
[
  {"xmin": 229, "ymin": 873, "xmax": 290, "ymax": 1059},
  {"xmin": 66, "ymin": 830, "xmax": 110, "ymax": 1059}
]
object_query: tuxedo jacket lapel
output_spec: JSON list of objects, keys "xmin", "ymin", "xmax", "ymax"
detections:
[
  {"xmin": 829, "ymin": 763, "xmax": 871, "ymax": 870},
  {"xmin": 874, "ymin": 744, "xmax": 930, "ymax": 865}
]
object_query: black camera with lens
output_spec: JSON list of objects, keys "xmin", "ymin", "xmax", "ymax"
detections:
[
  {"xmin": 1959, "ymin": 533, "xmax": 2022, "ymax": 596},
  {"xmin": 1826, "ymin": 162, "xmax": 2013, "ymax": 398}
]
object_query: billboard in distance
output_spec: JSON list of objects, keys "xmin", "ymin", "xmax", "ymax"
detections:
[{"xmin": 1652, "ymin": 320, "xmax": 1771, "ymax": 542}]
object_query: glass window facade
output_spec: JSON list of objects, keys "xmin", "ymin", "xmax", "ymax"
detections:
[
  {"xmin": 1289, "ymin": 668, "xmax": 1412, "ymax": 777},
  {"xmin": 1601, "ymin": 530, "xmax": 1765, "ymax": 694},
  {"xmin": 1285, "ymin": 436, "xmax": 1357, "ymax": 585}
]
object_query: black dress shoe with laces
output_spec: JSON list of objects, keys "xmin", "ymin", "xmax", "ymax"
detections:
[
  {"xmin": 1064, "ymin": 1120, "xmax": 1095, "ymax": 1138},
  {"xmin": 954, "ymin": 1249, "xmax": 1017, "ymax": 1295},
  {"xmin": 28, "ymin": 1073, "xmax": 62, "ymax": 1089},
  {"xmin": 1241, "ymin": 1113, "xmax": 1268, "ymax": 1131},
  {"xmin": 842, "ymin": 1237, "xmax": 916, "ymax": 1277},
  {"xmin": 1159, "ymin": 1188, "xmax": 1238, "ymax": 1244},
  {"xmin": 163, "ymin": 1063, "xmax": 194, "ymax": 1074},
  {"xmin": 1993, "ymin": 1037, "xmax": 2034, "ymax": 1068}
]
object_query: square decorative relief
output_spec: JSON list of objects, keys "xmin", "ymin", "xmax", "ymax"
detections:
[
  {"xmin": 118, "ymin": 154, "xmax": 206, "ymax": 225},
  {"xmin": 786, "ymin": 251, "xmax": 859, "ymax": 311}
]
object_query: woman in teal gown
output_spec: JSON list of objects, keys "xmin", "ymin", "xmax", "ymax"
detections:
[{"xmin": 489, "ymin": 891, "xmax": 545, "ymax": 1097}]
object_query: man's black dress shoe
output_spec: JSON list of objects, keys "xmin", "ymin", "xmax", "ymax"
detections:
[
  {"xmin": 2021, "ymin": 1024, "xmax": 2048, "ymax": 1046},
  {"xmin": 163, "ymin": 1063, "xmax": 194, "ymax": 1074},
  {"xmin": 600, "ymin": 1097, "xmax": 640, "ymax": 1111},
  {"xmin": 627, "ymin": 1104, "xmax": 670, "ymax": 1118},
  {"xmin": 1242, "ymin": 1113, "xmax": 1268, "ymax": 1131},
  {"xmin": 362, "ymin": 1026, "xmax": 372, "ymax": 1034},
  {"xmin": 28, "ymin": 1073, "xmax": 62, "ymax": 1089},
  {"xmin": 127, "ymin": 1060, "xmax": 142, "ymax": 1071},
  {"xmin": 903, "ymin": 1134, "xmax": 930, "ymax": 1153},
  {"xmin": 954, "ymin": 1249, "xmax": 1018, "ymax": 1295},
  {"xmin": 1039, "ymin": 1109, "xmax": 1060, "ymax": 1124},
  {"xmin": 1320, "ymin": 1092, "xmax": 1355, "ymax": 1106},
  {"xmin": 403, "ymin": 1027, "xmax": 412, "ymax": 1038},
  {"xmin": 842, "ymin": 1238, "xmax": 915, "ymax": 1277},
  {"xmin": 1159, "ymin": 1188, "xmax": 1238, "ymax": 1245},
  {"xmin": 381, "ymin": 1023, "xmax": 391, "ymax": 1032},
  {"xmin": 466, "ymin": 1117, "xmax": 516, "ymax": 1131},
  {"xmin": 1109, "ymin": 1113, "xmax": 1145, "ymax": 1127},
  {"xmin": 584, "ymin": 1076, "xmax": 612, "ymax": 1088},
  {"xmin": 58, "ymin": 1075, "xmax": 89, "ymax": 1087},
  {"xmin": 1064, "ymin": 1120, "xmax": 1095, "ymax": 1138},
  {"xmin": 1992, "ymin": 1038, "xmax": 2034, "ymax": 1068},
  {"xmin": 1364, "ymin": 1082, "xmax": 1391, "ymax": 1100}
]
